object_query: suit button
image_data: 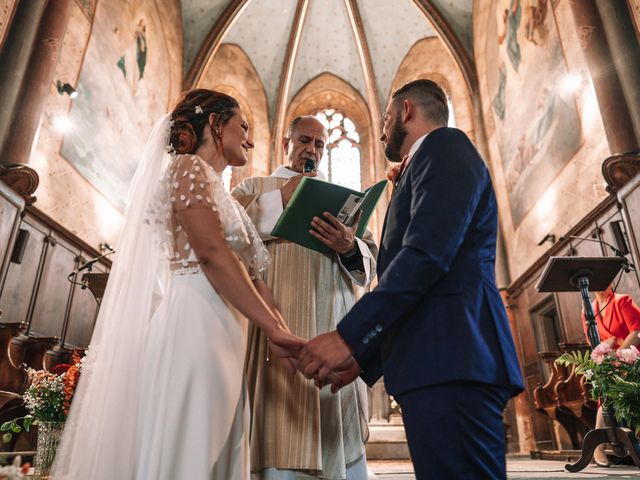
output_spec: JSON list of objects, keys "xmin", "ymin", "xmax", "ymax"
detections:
[
  {"xmin": 362, "ymin": 337, "xmax": 369, "ymax": 345},
  {"xmin": 370, "ymin": 331, "xmax": 377, "ymax": 337},
  {"xmin": 375, "ymin": 325, "xmax": 383, "ymax": 332}
]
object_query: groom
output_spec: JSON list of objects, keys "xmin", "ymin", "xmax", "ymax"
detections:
[{"xmin": 298, "ymin": 79, "xmax": 524, "ymax": 479}]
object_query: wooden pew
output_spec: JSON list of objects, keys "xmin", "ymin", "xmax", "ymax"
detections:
[{"xmin": 533, "ymin": 344, "xmax": 596, "ymax": 449}]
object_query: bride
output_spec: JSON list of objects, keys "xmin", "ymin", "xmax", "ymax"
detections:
[{"xmin": 52, "ymin": 89, "xmax": 305, "ymax": 479}]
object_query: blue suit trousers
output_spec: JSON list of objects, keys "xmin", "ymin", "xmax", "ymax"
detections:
[{"xmin": 396, "ymin": 382, "xmax": 511, "ymax": 479}]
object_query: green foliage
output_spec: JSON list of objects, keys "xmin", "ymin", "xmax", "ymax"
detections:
[
  {"xmin": 0, "ymin": 416, "xmax": 34, "ymax": 444},
  {"xmin": 555, "ymin": 350, "xmax": 595, "ymax": 375},
  {"xmin": 556, "ymin": 344, "xmax": 640, "ymax": 433}
]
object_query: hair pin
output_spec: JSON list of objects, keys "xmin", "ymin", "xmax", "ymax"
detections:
[{"xmin": 195, "ymin": 105, "xmax": 203, "ymax": 115}]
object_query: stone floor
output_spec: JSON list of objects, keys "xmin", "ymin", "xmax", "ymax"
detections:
[{"xmin": 368, "ymin": 456, "xmax": 640, "ymax": 479}]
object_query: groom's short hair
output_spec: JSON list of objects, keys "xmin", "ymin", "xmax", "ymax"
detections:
[{"xmin": 392, "ymin": 79, "xmax": 449, "ymax": 126}]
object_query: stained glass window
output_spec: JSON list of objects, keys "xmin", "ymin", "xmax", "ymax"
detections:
[{"xmin": 314, "ymin": 109, "xmax": 361, "ymax": 191}]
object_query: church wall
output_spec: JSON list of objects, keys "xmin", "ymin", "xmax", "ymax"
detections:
[
  {"xmin": 474, "ymin": 0, "xmax": 610, "ymax": 282},
  {"xmin": 0, "ymin": 0, "xmax": 17, "ymax": 48},
  {"xmin": 389, "ymin": 37, "xmax": 474, "ymax": 143},
  {"xmin": 198, "ymin": 43, "xmax": 272, "ymax": 184},
  {"xmin": 26, "ymin": 0, "xmax": 183, "ymax": 251},
  {"xmin": 474, "ymin": 0, "xmax": 639, "ymax": 454},
  {"xmin": 631, "ymin": 0, "xmax": 640, "ymax": 37}
]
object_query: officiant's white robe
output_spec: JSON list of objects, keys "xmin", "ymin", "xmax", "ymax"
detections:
[{"xmin": 232, "ymin": 166, "xmax": 377, "ymax": 479}]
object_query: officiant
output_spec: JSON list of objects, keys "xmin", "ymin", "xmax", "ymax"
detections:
[{"xmin": 232, "ymin": 115, "xmax": 377, "ymax": 479}]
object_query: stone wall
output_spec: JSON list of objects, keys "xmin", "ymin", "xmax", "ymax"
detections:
[
  {"xmin": 0, "ymin": 0, "xmax": 17, "ymax": 48},
  {"xmin": 474, "ymin": 0, "xmax": 610, "ymax": 282},
  {"xmin": 26, "ymin": 0, "xmax": 183, "ymax": 250},
  {"xmin": 389, "ymin": 36, "xmax": 474, "ymax": 142},
  {"xmin": 199, "ymin": 43, "xmax": 272, "ymax": 182}
]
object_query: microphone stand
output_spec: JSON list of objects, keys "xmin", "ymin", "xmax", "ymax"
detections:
[
  {"xmin": 67, "ymin": 249, "xmax": 115, "ymax": 291},
  {"xmin": 560, "ymin": 235, "xmax": 635, "ymax": 272}
]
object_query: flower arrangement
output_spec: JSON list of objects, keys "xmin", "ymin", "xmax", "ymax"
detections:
[
  {"xmin": 556, "ymin": 340, "xmax": 640, "ymax": 433},
  {"xmin": 0, "ymin": 457, "xmax": 29, "ymax": 479},
  {"xmin": 1, "ymin": 353, "xmax": 84, "ymax": 443}
]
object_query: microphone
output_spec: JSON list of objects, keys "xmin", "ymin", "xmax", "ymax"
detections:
[
  {"xmin": 67, "ymin": 249, "xmax": 116, "ymax": 289},
  {"xmin": 303, "ymin": 159, "xmax": 316, "ymax": 173},
  {"xmin": 560, "ymin": 235, "xmax": 636, "ymax": 272},
  {"xmin": 78, "ymin": 249, "xmax": 115, "ymax": 273}
]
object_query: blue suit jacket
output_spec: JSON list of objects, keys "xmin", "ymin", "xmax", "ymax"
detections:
[{"xmin": 337, "ymin": 127, "xmax": 524, "ymax": 397}]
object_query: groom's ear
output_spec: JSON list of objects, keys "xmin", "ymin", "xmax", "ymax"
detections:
[{"xmin": 402, "ymin": 99, "xmax": 413, "ymax": 124}]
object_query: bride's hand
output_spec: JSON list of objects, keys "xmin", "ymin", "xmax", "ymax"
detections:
[
  {"xmin": 268, "ymin": 327, "xmax": 306, "ymax": 374},
  {"xmin": 274, "ymin": 310, "xmax": 291, "ymax": 334}
]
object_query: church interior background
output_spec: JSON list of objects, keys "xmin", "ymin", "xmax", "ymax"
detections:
[{"xmin": 1, "ymin": 0, "xmax": 640, "ymax": 463}]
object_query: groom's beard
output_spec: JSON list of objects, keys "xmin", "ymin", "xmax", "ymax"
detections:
[{"xmin": 384, "ymin": 115, "xmax": 407, "ymax": 163}]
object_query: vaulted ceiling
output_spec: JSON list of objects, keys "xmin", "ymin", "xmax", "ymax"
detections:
[{"xmin": 181, "ymin": 0, "xmax": 474, "ymax": 124}]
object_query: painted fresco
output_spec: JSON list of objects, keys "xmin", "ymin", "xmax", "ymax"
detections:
[
  {"xmin": 486, "ymin": 0, "xmax": 583, "ymax": 225},
  {"xmin": 61, "ymin": 1, "xmax": 170, "ymax": 210}
]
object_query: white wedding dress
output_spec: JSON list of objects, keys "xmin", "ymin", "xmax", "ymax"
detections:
[
  {"xmin": 52, "ymin": 118, "xmax": 269, "ymax": 480},
  {"xmin": 135, "ymin": 153, "xmax": 268, "ymax": 478}
]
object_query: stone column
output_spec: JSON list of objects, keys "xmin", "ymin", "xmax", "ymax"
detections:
[
  {"xmin": 569, "ymin": 0, "xmax": 638, "ymax": 155},
  {"xmin": 0, "ymin": 0, "xmax": 49, "ymax": 163},
  {"xmin": 0, "ymin": 0, "xmax": 72, "ymax": 166},
  {"xmin": 595, "ymin": 0, "xmax": 640, "ymax": 144}
]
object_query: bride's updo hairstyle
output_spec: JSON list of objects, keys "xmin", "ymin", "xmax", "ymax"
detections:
[{"xmin": 169, "ymin": 89, "xmax": 240, "ymax": 155}]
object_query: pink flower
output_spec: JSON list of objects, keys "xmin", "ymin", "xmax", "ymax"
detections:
[
  {"xmin": 591, "ymin": 341, "xmax": 614, "ymax": 364},
  {"xmin": 616, "ymin": 345, "xmax": 640, "ymax": 365}
]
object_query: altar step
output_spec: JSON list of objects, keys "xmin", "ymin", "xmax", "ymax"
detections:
[{"xmin": 365, "ymin": 422, "xmax": 410, "ymax": 460}]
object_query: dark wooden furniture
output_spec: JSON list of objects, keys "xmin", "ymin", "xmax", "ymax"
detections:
[
  {"xmin": 0, "ymin": 203, "xmax": 110, "ymax": 386},
  {"xmin": 533, "ymin": 345, "xmax": 597, "ymax": 450}
]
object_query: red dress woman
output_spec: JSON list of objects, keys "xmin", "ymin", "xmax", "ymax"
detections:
[{"xmin": 580, "ymin": 285, "xmax": 640, "ymax": 466}]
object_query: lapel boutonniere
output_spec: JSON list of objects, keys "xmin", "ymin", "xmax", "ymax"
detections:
[{"xmin": 385, "ymin": 154, "xmax": 411, "ymax": 188}]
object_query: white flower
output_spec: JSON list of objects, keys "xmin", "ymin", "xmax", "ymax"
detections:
[{"xmin": 584, "ymin": 369, "xmax": 594, "ymax": 379}]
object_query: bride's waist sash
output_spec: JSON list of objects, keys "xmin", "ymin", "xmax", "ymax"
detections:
[{"xmin": 170, "ymin": 261, "xmax": 202, "ymax": 276}]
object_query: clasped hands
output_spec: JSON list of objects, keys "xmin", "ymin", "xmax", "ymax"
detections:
[{"xmin": 268, "ymin": 330, "xmax": 361, "ymax": 393}]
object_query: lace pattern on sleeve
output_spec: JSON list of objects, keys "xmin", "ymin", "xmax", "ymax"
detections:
[{"xmin": 150, "ymin": 154, "xmax": 269, "ymax": 277}]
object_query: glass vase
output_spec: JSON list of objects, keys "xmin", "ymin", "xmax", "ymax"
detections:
[{"xmin": 34, "ymin": 421, "xmax": 64, "ymax": 477}]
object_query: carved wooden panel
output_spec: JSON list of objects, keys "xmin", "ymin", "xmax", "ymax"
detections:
[
  {"xmin": 0, "ymin": 181, "xmax": 23, "ymax": 298},
  {"xmin": 525, "ymin": 374, "xmax": 555, "ymax": 450},
  {"xmin": 597, "ymin": 208, "xmax": 640, "ymax": 303},
  {"xmin": 0, "ymin": 220, "xmax": 46, "ymax": 324},
  {"xmin": 30, "ymin": 233, "xmax": 76, "ymax": 338},
  {"xmin": 620, "ymin": 178, "xmax": 640, "ymax": 296}
]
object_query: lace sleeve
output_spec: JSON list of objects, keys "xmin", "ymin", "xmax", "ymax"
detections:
[
  {"xmin": 166, "ymin": 154, "xmax": 269, "ymax": 277},
  {"xmin": 170, "ymin": 155, "xmax": 216, "ymax": 211}
]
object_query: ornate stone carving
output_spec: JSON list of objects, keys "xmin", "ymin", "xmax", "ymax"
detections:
[
  {"xmin": 602, "ymin": 152, "xmax": 640, "ymax": 194},
  {"xmin": 0, "ymin": 164, "xmax": 39, "ymax": 205}
]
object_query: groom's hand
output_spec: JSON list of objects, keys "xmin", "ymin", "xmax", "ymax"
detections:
[
  {"xmin": 314, "ymin": 356, "xmax": 362, "ymax": 393},
  {"xmin": 298, "ymin": 330, "xmax": 353, "ymax": 379}
]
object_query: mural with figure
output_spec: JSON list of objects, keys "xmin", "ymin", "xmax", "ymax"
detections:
[
  {"xmin": 61, "ymin": 1, "xmax": 174, "ymax": 210},
  {"xmin": 486, "ymin": 0, "xmax": 583, "ymax": 225}
]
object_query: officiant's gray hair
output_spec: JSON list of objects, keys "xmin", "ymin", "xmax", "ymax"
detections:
[
  {"xmin": 392, "ymin": 79, "xmax": 449, "ymax": 127},
  {"xmin": 285, "ymin": 115, "xmax": 328, "ymax": 139}
]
